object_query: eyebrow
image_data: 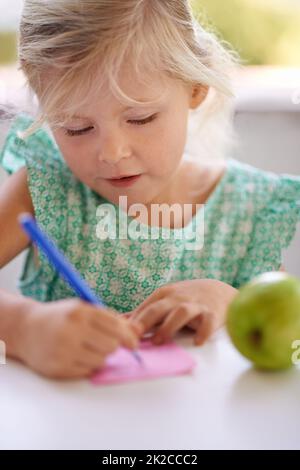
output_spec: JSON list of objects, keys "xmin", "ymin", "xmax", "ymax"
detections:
[
  {"xmin": 72, "ymin": 110, "xmax": 153, "ymax": 120},
  {"xmin": 69, "ymin": 100, "xmax": 165, "ymax": 120}
]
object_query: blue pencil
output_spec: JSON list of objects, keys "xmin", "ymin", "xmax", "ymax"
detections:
[{"xmin": 18, "ymin": 213, "xmax": 142, "ymax": 365}]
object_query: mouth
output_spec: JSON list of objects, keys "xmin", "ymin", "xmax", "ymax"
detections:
[{"xmin": 105, "ymin": 174, "xmax": 142, "ymax": 188}]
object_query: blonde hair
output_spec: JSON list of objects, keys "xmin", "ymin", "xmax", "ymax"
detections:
[{"xmin": 17, "ymin": 0, "xmax": 238, "ymax": 158}]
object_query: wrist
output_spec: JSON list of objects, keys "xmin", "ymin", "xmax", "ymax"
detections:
[{"xmin": 6, "ymin": 295, "xmax": 39, "ymax": 361}]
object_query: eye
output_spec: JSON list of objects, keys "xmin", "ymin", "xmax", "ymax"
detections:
[
  {"xmin": 128, "ymin": 114, "xmax": 157, "ymax": 125},
  {"xmin": 63, "ymin": 113, "xmax": 157, "ymax": 137},
  {"xmin": 63, "ymin": 126, "xmax": 94, "ymax": 137}
]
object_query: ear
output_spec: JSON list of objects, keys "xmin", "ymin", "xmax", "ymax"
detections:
[{"xmin": 189, "ymin": 84, "xmax": 209, "ymax": 109}]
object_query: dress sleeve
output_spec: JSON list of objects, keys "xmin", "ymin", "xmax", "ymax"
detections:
[
  {"xmin": 0, "ymin": 113, "xmax": 31, "ymax": 174},
  {"xmin": 233, "ymin": 172, "xmax": 300, "ymax": 288},
  {"xmin": 0, "ymin": 112, "xmax": 71, "ymax": 245},
  {"xmin": 0, "ymin": 113, "xmax": 95, "ymax": 301}
]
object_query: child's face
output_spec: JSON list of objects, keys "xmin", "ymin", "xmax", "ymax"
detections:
[{"xmin": 51, "ymin": 67, "xmax": 205, "ymax": 207}]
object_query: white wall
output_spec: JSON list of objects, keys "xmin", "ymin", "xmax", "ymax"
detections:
[
  {"xmin": 233, "ymin": 110, "xmax": 300, "ymax": 277},
  {"xmin": 0, "ymin": 0, "xmax": 23, "ymax": 29}
]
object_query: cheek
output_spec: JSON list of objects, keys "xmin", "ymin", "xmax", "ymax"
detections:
[
  {"xmin": 53, "ymin": 133, "xmax": 92, "ymax": 176},
  {"xmin": 144, "ymin": 117, "xmax": 188, "ymax": 175}
]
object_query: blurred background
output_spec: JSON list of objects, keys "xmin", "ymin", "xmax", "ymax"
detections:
[
  {"xmin": 0, "ymin": 0, "xmax": 299, "ymax": 290},
  {"xmin": 0, "ymin": 0, "xmax": 21, "ymax": 64},
  {"xmin": 192, "ymin": 0, "xmax": 300, "ymax": 66},
  {"xmin": 1, "ymin": 0, "xmax": 300, "ymax": 66}
]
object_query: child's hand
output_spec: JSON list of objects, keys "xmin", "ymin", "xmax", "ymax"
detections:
[
  {"xmin": 18, "ymin": 298, "xmax": 140, "ymax": 379},
  {"xmin": 129, "ymin": 279, "xmax": 237, "ymax": 346}
]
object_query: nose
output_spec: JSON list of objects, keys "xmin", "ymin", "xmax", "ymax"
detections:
[{"xmin": 97, "ymin": 128, "xmax": 132, "ymax": 165}]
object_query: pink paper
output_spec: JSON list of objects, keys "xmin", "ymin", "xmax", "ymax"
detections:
[{"xmin": 91, "ymin": 340, "xmax": 196, "ymax": 385}]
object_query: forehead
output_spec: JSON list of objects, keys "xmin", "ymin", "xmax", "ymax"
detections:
[
  {"xmin": 89, "ymin": 66, "xmax": 170, "ymax": 108},
  {"xmin": 52, "ymin": 61, "xmax": 185, "ymax": 122}
]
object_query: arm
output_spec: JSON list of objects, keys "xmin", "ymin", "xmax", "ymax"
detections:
[
  {"xmin": 0, "ymin": 167, "xmax": 34, "ymax": 268},
  {"xmin": 0, "ymin": 167, "xmax": 35, "ymax": 357},
  {"xmin": 0, "ymin": 288, "xmax": 35, "ymax": 358},
  {"xmin": 0, "ymin": 170, "xmax": 139, "ymax": 378}
]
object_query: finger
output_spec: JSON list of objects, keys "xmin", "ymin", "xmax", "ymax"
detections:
[
  {"xmin": 77, "ymin": 347, "xmax": 107, "ymax": 371},
  {"xmin": 65, "ymin": 364, "xmax": 97, "ymax": 379},
  {"xmin": 88, "ymin": 308, "xmax": 139, "ymax": 350},
  {"xmin": 117, "ymin": 318, "xmax": 141, "ymax": 350},
  {"xmin": 152, "ymin": 302, "xmax": 202, "ymax": 344},
  {"xmin": 129, "ymin": 321, "xmax": 144, "ymax": 337},
  {"xmin": 186, "ymin": 316, "xmax": 203, "ymax": 331},
  {"xmin": 45, "ymin": 360, "xmax": 99, "ymax": 380},
  {"xmin": 129, "ymin": 298, "xmax": 172, "ymax": 334},
  {"xmin": 121, "ymin": 312, "xmax": 144, "ymax": 336},
  {"xmin": 88, "ymin": 305, "xmax": 122, "ymax": 331},
  {"xmin": 131, "ymin": 288, "xmax": 166, "ymax": 317},
  {"xmin": 82, "ymin": 327, "xmax": 120, "ymax": 356},
  {"xmin": 194, "ymin": 311, "xmax": 217, "ymax": 346}
]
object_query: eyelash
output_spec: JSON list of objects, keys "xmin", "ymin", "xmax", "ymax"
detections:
[{"xmin": 63, "ymin": 114, "xmax": 157, "ymax": 137}]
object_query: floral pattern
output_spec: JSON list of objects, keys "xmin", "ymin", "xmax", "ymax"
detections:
[{"xmin": 1, "ymin": 113, "xmax": 300, "ymax": 312}]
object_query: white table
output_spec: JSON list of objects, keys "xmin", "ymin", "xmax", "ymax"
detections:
[{"xmin": 0, "ymin": 330, "xmax": 299, "ymax": 450}]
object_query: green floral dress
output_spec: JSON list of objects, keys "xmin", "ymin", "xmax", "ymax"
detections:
[{"xmin": 1, "ymin": 113, "xmax": 300, "ymax": 312}]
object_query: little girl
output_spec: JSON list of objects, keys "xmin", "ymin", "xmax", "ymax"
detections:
[{"xmin": 1, "ymin": 0, "xmax": 300, "ymax": 379}]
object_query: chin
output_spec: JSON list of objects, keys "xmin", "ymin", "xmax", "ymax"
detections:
[{"xmin": 93, "ymin": 178, "xmax": 161, "ymax": 208}]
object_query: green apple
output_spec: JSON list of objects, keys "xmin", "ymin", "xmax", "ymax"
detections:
[{"xmin": 226, "ymin": 272, "xmax": 300, "ymax": 370}]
